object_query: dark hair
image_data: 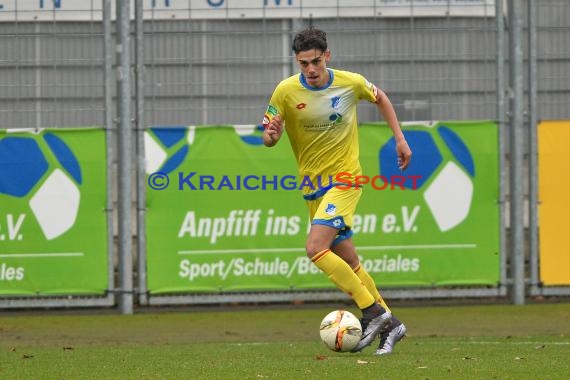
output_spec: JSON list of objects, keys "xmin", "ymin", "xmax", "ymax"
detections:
[{"xmin": 292, "ymin": 27, "xmax": 327, "ymax": 54}]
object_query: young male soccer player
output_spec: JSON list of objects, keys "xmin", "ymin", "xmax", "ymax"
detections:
[{"xmin": 261, "ymin": 27, "xmax": 411, "ymax": 354}]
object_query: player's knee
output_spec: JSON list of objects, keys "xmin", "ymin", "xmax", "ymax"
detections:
[{"xmin": 305, "ymin": 241, "xmax": 328, "ymax": 259}]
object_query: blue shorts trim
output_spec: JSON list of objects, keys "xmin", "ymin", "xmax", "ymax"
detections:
[
  {"xmin": 332, "ymin": 228, "xmax": 354, "ymax": 247},
  {"xmin": 312, "ymin": 216, "xmax": 346, "ymax": 230}
]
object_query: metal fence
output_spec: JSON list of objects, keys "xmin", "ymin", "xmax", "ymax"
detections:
[
  {"xmin": 0, "ymin": 1, "xmax": 116, "ymax": 308},
  {"xmin": 0, "ymin": 0, "xmax": 569, "ymax": 312},
  {"xmin": 1, "ymin": 1, "xmax": 567, "ymax": 129},
  {"xmin": 529, "ymin": 0, "xmax": 570, "ymax": 298}
]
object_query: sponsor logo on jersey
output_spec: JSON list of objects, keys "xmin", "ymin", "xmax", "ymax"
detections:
[{"xmin": 329, "ymin": 113, "xmax": 343, "ymax": 124}]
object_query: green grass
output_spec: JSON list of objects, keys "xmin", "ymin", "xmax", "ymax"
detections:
[{"xmin": 1, "ymin": 303, "xmax": 570, "ymax": 379}]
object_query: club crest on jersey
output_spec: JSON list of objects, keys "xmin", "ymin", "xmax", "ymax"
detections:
[
  {"xmin": 331, "ymin": 96, "xmax": 341, "ymax": 109},
  {"xmin": 325, "ymin": 203, "xmax": 337, "ymax": 216},
  {"xmin": 296, "ymin": 103, "xmax": 306, "ymax": 110}
]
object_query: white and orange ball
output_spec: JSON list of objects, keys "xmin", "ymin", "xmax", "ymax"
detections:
[{"xmin": 319, "ymin": 310, "xmax": 362, "ymax": 352}]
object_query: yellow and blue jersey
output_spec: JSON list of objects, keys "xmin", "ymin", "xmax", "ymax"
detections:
[{"xmin": 263, "ymin": 68, "xmax": 379, "ymax": 199}]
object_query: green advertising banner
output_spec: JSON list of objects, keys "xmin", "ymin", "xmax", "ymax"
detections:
[
  {"xmin": 0, "ymin": 128, "xmax": 108, "ymax": 295},
  {"xmin": 145, "ymin": 121, "xmax": 499, "ymax": 294}
]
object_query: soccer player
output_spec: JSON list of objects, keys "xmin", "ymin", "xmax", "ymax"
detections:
[{"xmin": 261, "ymin": 27, "xmax": 411, "ymax": 354}]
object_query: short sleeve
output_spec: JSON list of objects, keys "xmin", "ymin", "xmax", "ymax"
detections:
[{"xmin": 355, "ymin": 73, "xmax": 379, "ymax": 104}]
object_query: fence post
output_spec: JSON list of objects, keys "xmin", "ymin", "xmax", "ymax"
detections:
[
  {"xmin": 496, "ymin": 0, "xmax": 508, "ymax": 296},
  {"xmin": 135, "ymin": 0, "xmax": 148, "ymax": 306},
  {"xmin": 117, "ymin": 0, "xmax": 134, "ymax": 314},
  {"xmin": 527, "ymin": 0, "xmax": 539, "ymax": 291},
  {"xmin": 102, "ymin": 0, "xmax": 117, "ymax": 310},
  {"xmin": 508, "ymin": 0, "xmax": 526, "ymax": 305}
]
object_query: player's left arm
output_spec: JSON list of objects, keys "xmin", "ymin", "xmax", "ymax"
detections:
[{"xmin": 374, "ymin": 88, "xmax": 412, "ymax": 170}]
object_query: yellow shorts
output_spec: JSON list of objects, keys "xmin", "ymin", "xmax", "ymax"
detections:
[{"xmin": 306, "ymin": 186, "xmax": 362, "ymax": 244}]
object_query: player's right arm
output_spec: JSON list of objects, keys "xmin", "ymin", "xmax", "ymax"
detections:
[
  {"xmin": 354, "ymin": 72, "xmax": 412, "ymax": 170},
  {"xmin": 374, "ymin": 88, "xmax": 412, "ymax": 170},
  {"xmin": 262, "ymin": 114, "xmax": 283, "ymax": 147}
]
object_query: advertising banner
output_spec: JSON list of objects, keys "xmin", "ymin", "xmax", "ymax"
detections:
[
  {"xmin": 538, "ymin": 120, "xmax": 570, "ymax": 285},
  {"xmin": 0, "ymin": 128, "xmax": 108, "ymax": 295},
  {"xmin": 145, "ymin": 121, "xmax": 499, "ymax": 294},
  {"xmin": 0, "ymin": 0, "xmax": 496, "ymax": 22}
]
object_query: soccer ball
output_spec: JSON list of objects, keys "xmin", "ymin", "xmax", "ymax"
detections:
[
  {"xmin": 0, "ymin": 130, "xmax": 82, "ymax": 240},
  {"xmin": 319, "ymin": 310, "xmax": 362, "ymax": 352},
  {"xmin": 379, "ymin": 122, "xmax": 475, "ymax": 232}
]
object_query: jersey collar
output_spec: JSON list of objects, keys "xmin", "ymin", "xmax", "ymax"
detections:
[{"xmin": 299, "ymin": 69, "xmax": 334, "ymax": 91}]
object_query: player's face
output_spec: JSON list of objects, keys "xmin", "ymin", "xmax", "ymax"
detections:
[{"xmin": 295, "ymin": 49, "xmax": 330, "ymax": 88}]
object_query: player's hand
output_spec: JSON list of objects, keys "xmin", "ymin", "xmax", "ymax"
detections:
[
  {"xmin": 396, "ymin": 138, "xmax": 412, "ymax": 170},
  {"xmin": 263, "ymin": 114, "xmax": 283, "ymax": 147}
]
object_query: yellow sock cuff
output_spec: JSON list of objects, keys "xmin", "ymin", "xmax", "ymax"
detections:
[
  {"xmin": 312, "ymin": 249, "xmax": 374, "ymax": 309},
  {"xmin": 311, "ymin": 249, "xmax": 331, "ymax": 264},
  {"xmin": 353, "ymin": 264, "xmax": 391, "ymax": 313}
]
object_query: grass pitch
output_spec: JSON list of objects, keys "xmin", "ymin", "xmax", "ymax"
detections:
[{"xmin": 1, "ymin": 302, "xmax": 569, "ymax": 379}]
